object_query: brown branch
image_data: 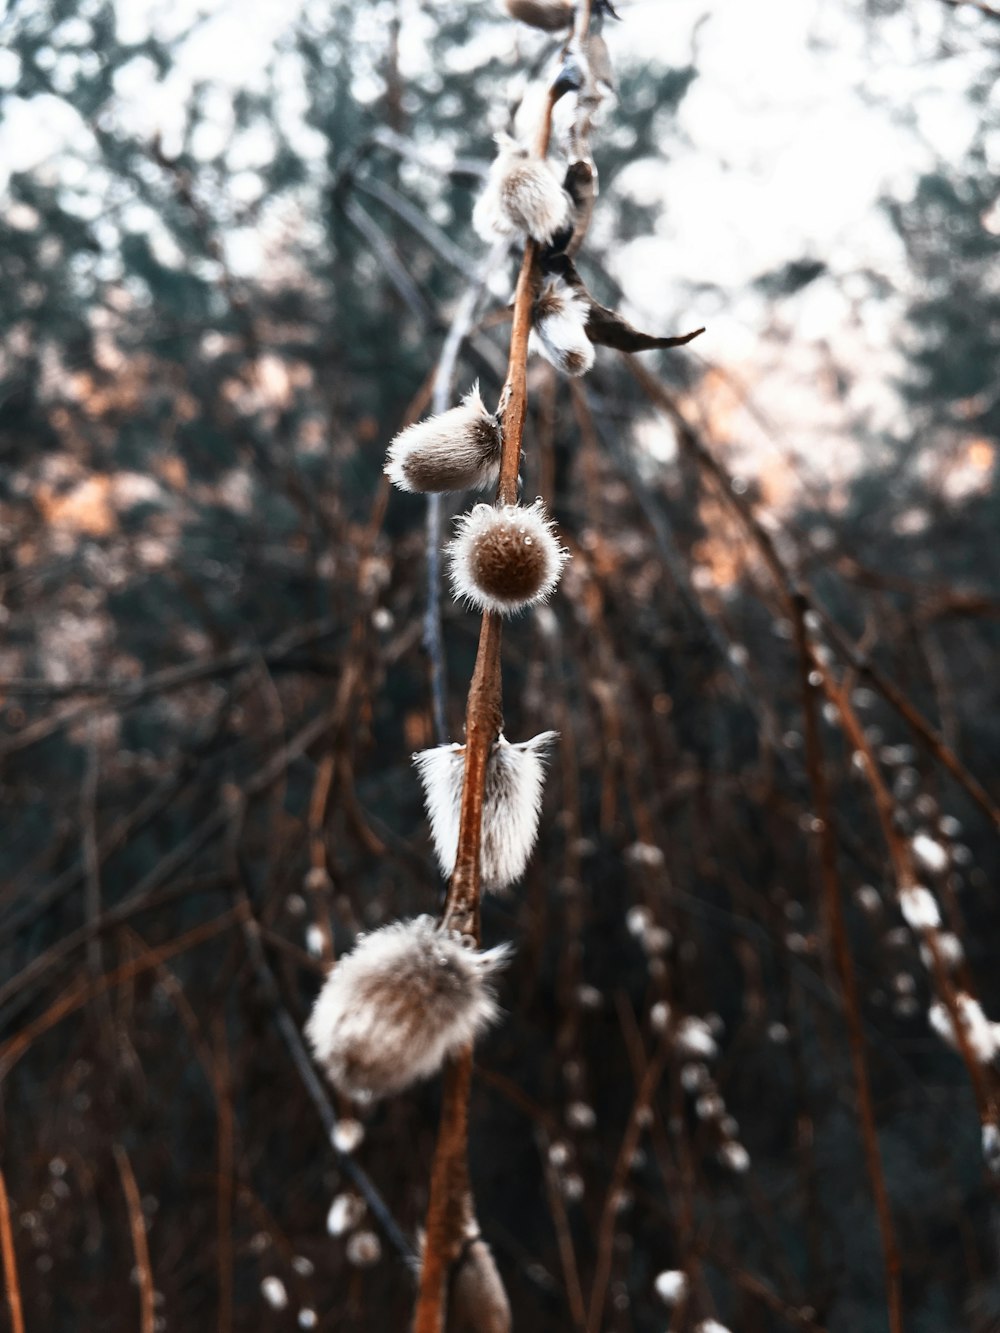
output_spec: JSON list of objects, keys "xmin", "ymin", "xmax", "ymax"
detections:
[
  {"xmin": 0, "ymin": 1165, "xmax": 24, "ymax": 1333},
  {"xmin": 214, "ymin": 1018, "xmax": 235, "ymax": 1333},
  {"xmin": 306, "ymin": 752, "xmax": 337, "ymax": 967},
  {"xmin": 586, "ymin": 1035, "xmax": 669, "ymax": 1333},
  {"xmin": 414, "ymin": 33, "xmax": 574, "ymax": 1321},
  {"xmin": 0, "ymin": 906, "xmax": 249, "ymax": 1078},
  {"xmin": 811, "ymin": 651, "xmax": 1000, "ymax": 1147},
  {"xmin": 114, "ymin": 1143, "xmax": 156, "ymax": 1333},
  {"xmin": 415, "ymin": 17, "xmax": 603, "ymax": 1323},
  {"xmin": 626, "ymin": 358, "xmax": 1000, "ymax": 833},
  {"xmin": 414, "ymin": 1052, "xmax": 475, "ymax": 1333},
  {"xmin": 539, "ymin": 1135, "xmax": 588, "ymax": 1331},
  {"xmin": 810, "ymin": 605, "xmax": 1000, "ymax": 831},
  {"xmin": 413, "ymin": 236, "xmax": 535, "ymax": 1333},
  {"xmin": 940, "ymin": 0, "xmax": 1000, "ymax": 18},
  {"xmin": 791, "ymin": 602, "xmax": 903, "ymax": 1333}
]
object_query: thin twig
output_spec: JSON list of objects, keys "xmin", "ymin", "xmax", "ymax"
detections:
[
  {"xmin": 791, "ymin": 602, "xmax": 903, "ymax": 1333},
  {"xmin": 114, "ymin": 1143, "xmax": 156, "ymax": 1333},
  {"xmin": 538, "ymin": 1133, "xmax": 587, "ymax": 1331},
  {"xmin": 586, "ymin": 1034, "xmax": 669, "ymax": 1333},
  {"xmin": 939, "ymin": 0, "xmax": 1000, "ymax": 18},
  {"xmin": 82, "ymin": 716, "xmax": 102, "ymax": 980},
  {"xmin": 0, "ymin": 907, "xmax": 249, "ymax": 1079},
  {"xmin": 214, "ymin": 1018, "xmax": 235, "ymax": 1333},
  {"xmin": 424, "ymin": 240, "xmax": 510, "ymax": 747},
  {"xmin": 0, "ymin": 1165, "xmax": 25, "ymax": 1333},
  {"xmin": 627, "ymin": 358, "xmax": 1000, "ymax": 832}
]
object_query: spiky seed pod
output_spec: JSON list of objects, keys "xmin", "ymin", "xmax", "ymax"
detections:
[
  {"xmin": 414, "ymin": 731, "xmax": 558, "ymax": 890},
  {"xmin": 473, "ymin": 135, "xmax": 571, "ymax": 245},
  {"xmin": 385, "ymin": 384, "xmax": 501, "ymax": 494},
  {"xmin": 532, "ymin": 276, "xmax": 595, "ymax": 377},
  {"xmin": 305, "ymin": 917, "xmax": 509, "ymax": 1100},
  {"xmin": 447, "ymin": 500, "xmax": 568, "ymax": 616}
]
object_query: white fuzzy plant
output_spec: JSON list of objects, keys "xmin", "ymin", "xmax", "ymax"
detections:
[{"xmin": 302, "ymin": 5, "xmax": 642, "ymax": 1328}]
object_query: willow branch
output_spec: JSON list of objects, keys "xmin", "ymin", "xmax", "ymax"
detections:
[
  {"xmin": 791, "ymin": 601, "xmax": 903, "ymax": 1333},
  {"xmin": 412, "ymin": 235, "xmax": 535, "ymax": 1333},
  {"xmin": 626, "ymin": 358, "xmax": 1000, "ymax": 832},
  {"xmin": 114, "ymin": 1144, "xmax": 156, "ymax": 1333},
  {"xmin": 811, "ymin": 651, "xmax": 1000, "ymax": 1146},
  {"xmin": 0, "ymin": 1166, "xmax": 24, "ymax": 1333},
  {"xmin": 425, "ymin": 240, "xmax": 512, "ymax": 747},
  {"xmin": 939, "ymin": 0, "xmax": 1000, "ymax": 18}
]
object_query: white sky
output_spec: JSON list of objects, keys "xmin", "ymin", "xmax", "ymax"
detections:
[{"xmin": 0, "ymin": 0, "xmax": 995, "ymax": 483}]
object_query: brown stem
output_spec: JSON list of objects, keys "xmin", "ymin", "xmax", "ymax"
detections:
[
  {"xmin": 413, "ymin": 1052, "xmax": 474, "ymax": 1333},
  {"xmin": 415, "ymin": 209, "xmax": 540, "ymax": 1333},
  {"xmin": 586, "ymin": 1037, "xmax": 669, "ymax": 1333},
  {"xmin": 0, "ymin": 1165, "xmax": 24, "ymax": 1333},
  {"xmin": 540, "ymin": 1136, "xmax": 587, "ymax": 1330},
  {"xmin": 811, "ymin": 652, "xmax": 1000, "ymax": 1143},
  {"xmin": 114, "ymin": 1143, "xmax": 156, "ymax": 1333},
  {"xmin": 791, "ymin": 603, "xmax": 903, "ymax": 1333},
  {"xmin": 627, "ymin": 357, "xmax": 1000, "ymax": 833}
]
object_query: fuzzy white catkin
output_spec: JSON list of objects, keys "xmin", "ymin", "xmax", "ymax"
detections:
[
  {"xmin": 384, "ymin": 384, "xmax": 500, "ymax": 494},
  {"xmin": 447, "ymin": 500, "xmax": 568, "ymax": 616},
  {"xmin": 327, "ymin": 1193, "xmax": 365, "ymax": 1237},
  {"xmin": 531, "ymin": 277, "xmax": 595, "ymax": 378},
  {"xmin": 473, "ymin": 134, "xmax": 571, "ymax": 245},
  {"xmin": 447, "ymin": 1237, "xmax": 512, "ymax": 1333},
  {"xmin": 306, "ymin": 917, "xmax": 509, "ymax": 1100},
  {"xmin": 260, "ymin": 1277, "xmax": 288, "ymax": 1310},
  {"xmin": 899, "ymin": 885, "xmax": 941, "ymax": 931},
  {"xmin": 696, "ymin": 1322, "xmax": 732, "ymax": 1333},
  {"xmin": 912, "ymin": 832, "xmax": 949, "ymax": 875},
  {"xmin": 654, "ymin": 1270, "xmax": 689, "ymax": 1306},
  {"xmin": 675, "ymin": 1016, "xmax": 718, "ymax": 1060},
  {"xmin": 332, "ymin": 1118, "xmax": 365, "ymax": 1154},
  {"xmin": 929, "ymin": 994, "xmax": 997, "ymax": 1064},
  {"xmin": 346, "ymin": 1231, "xmax": 381, "ymax": 1268},
  {"xmin": 920, "ymin": 931, "xmax": 964, "ymax": 971},
  {"xmin": 718, "ymin": 1141, "xmax": 751, "ymax": 1173},
  {"xmin": 413, "ymin": 731, "xmax": 557, "ymax": 889}
]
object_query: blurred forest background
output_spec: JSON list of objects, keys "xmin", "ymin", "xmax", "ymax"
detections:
[{"xmin": 1, "ymin": 0, "xmax": 999, "ymax": 1329}]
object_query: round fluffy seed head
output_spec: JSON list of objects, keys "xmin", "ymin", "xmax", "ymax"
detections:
[
  {"xmin": 532, "ymin": 277, "xmax": 595, "ymax": 378},
  {"xmin": 473, "ymin": 135, "xmax": 571, "ymax": 245},
  {"xmin": 305, "ymin": 917, "xmax": 509, "ymax": 1100},
  {"xmin": 448, "ymin": 500, "xmax": 568, "ymax": 616},
  {"xmin": 385, "ymin": 384, "xmax": 500, "ymax": 494}
]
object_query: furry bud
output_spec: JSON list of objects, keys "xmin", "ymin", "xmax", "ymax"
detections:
[
  {"xmin": 929, "ymin": 993, "xmax": 998, "ymax": 1064},
  {"xmin": 414, "ymin": 731, "xmax": 558, "ymax": 890},
  {"xmin": 531, "ymin": 276, "xmax": 595, "ymax": 377},
  {"xmin": 385, "ymin": 384, "xmax": 501, "ymax": 494},
  {"xmin": 447, "ymin": 1238, "xmax": 511, "ymax": 1333},
  {"xmin": 473, "ymin": 135, "xmax": 571, "ymax": 245},
  {"xmin": 305, "ymin": 917, "xmax": 509, "ymax": 1100},
  {"xmin": 447, "ymin": 500, "xmax": 568, "ymax": 616},
  {"xmin": 501, "ymin": 0, "xmax": 573, "ymax": 31},
  {"xmin": 501, "ymin": 0, "xmax": 619, "ymax": 29}
]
